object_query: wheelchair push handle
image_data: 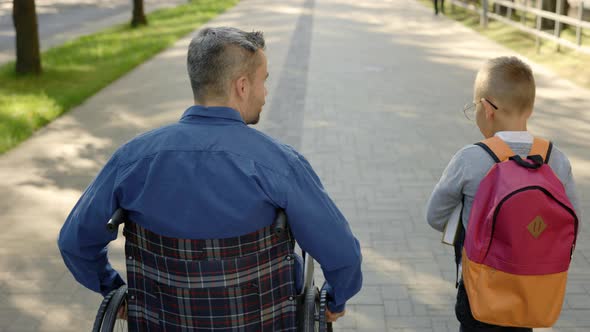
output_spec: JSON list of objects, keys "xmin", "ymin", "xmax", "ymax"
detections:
[
  {"xmin": 274, "ymin": 209, "xmax": 288, "ymax": 236},
  {"xmin": 107, "ymin": 209, "xmax": 286, "ymax": 234},
  {"xmin": 106, "ymin": 208, "xmax": 126, "ymax": 233}
]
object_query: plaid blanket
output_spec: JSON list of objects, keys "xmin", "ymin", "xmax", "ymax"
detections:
[{"xmin": 123, "ymin": 220, "xmax": 297, "ymax": 331}]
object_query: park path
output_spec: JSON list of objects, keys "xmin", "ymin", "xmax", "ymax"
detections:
[{"xmin": 1, "ymin": 0, "xmax": 589, "ymax": 330}]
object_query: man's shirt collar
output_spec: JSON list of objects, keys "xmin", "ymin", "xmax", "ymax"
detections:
[{"xmin": 180, "ymin": 105, "xmax": 245, "ymax": 124}]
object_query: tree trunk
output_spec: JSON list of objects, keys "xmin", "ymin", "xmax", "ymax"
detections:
[
  {"xmin": 13, "ymin": 0, "xmax": 42, "ymax": 75},
  {"xmin": 131, "ymin": 0, "xmax": 148, "ymax": 27}
]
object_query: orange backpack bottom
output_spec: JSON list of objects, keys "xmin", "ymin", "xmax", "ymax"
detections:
[{"xmin": 462, "ymin": 249, "xmax": 568, "ymax": 328}]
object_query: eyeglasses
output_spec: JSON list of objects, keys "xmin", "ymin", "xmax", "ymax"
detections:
[{"xmin": 463, "ymin": 98, "xmax": 498, "ymax": 121}]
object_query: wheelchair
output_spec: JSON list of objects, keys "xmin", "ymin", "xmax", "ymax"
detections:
[{"xmin": 93, "ymin": 209, "xmax": 333, "ymax": 332}]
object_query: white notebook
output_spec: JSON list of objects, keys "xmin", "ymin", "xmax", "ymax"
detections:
[{"xmin": 441, "ymin": 203, "xmax": 463, "ymax": 246}]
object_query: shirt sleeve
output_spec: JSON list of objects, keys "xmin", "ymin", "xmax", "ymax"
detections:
[
  {"xmin": 57, "ymin": 153, "xmax": 125, "ymax": 296},
  {"xmin": 283, "ymin": 152, "xmax": 362, "ymax": 313},
  {"xmin": 549, "ymin": 145, "xmax": 582, "ymax": 234},
  {"xmin": 550, "ymin": 149, "xmax": 582, "ymax": 233},
  {"xmin": 564, "ymin": 165, "xmax": 582, "ymax": 234},
  {"xmin": 426, "ymin": 149, "xmax": 467, "ymax": 232}
]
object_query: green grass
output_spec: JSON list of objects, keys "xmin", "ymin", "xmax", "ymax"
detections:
[
  {"xmin": 418, "ymin": 0, "xmax": 590, "ymax": 90},
  {"xmin": 0, "ymin": 0, "xmax": 238, "ymax": 154}
]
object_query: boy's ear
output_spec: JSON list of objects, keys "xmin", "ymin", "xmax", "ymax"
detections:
[
  {"xmin": 482, "ymin": 98, "xmax": 496, "ymax": 120},
  {"xmin": 524, "ymin": 108, "xmax": 533, "ymax": 120}
]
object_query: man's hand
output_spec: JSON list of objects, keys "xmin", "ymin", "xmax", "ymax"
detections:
[
  {"xmin": 326, "ymin": 308, "xmax": 345, "ymax": 322},
  {"xmin": 117, "ymin": 301, "xmax": 128, "ymax": 320}
]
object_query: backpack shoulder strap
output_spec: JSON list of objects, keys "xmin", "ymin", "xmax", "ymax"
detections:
[
  {"xmin": 528, "ymin": 137, "xmax": 553, "ymax": 164},
  {"xmin": 474, "ymin": 136, "xmax": 515, "ymax": 163}
]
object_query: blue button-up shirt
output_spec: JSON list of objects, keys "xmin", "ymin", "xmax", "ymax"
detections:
[{"xmin": 58, "ymin": 105, "xmax": 362, "ymax": 312}]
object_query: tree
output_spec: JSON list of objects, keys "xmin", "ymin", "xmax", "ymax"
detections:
[
  {"xmin": 131, "ymin": 0, "xmax": 148, "ymax": 27},
  {"xmin": 13, "ymin": 0, "xmax": 42, "ymax": 74}
]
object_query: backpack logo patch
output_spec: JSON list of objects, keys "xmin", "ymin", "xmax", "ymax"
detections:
[{"xmin": 527, "ymin": 216, "xmax": 547, "ymax": 239}]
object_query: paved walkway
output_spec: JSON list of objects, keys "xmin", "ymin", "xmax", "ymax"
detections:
[{"xmin": 0, "ymin": 0, "xmax": 589, "ymax": 331}]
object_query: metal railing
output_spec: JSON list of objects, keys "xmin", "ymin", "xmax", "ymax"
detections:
[{"xmin": 449, "ymin": 0, "xmax": 590, "ymax": 54}]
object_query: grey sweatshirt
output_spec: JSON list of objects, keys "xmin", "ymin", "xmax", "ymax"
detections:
[{"xmin": 426, "ymin": 132, "xmax": 580, "ymax": 233}]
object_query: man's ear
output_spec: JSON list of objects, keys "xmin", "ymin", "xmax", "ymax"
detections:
[{"xmin": 234, "ymin": 75, "xmax": 249, "ymax": 100}]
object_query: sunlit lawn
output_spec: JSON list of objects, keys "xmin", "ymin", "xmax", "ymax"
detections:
[{"xmin": 0, "ymin": 0, "xmax": 238, "ymax": 154}]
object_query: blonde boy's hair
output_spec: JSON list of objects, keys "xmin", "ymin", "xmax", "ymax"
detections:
[{"xmin": 475, "ymin": 56, "xmax": 536, "ymax": 115}]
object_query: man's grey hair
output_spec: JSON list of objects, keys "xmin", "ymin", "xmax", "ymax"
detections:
[{"xmin": 187, "ymin": 27, "xmax": 265, "ymax": 103}]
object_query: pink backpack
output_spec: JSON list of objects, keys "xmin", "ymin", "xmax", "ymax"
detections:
[{"xmin": 462, "ymin": 136, "xmax": 578, "ymax": 327}]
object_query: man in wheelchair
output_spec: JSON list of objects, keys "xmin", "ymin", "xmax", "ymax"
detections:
[{"xmin": 58, "ymin": 27, "xmax": 363, "ymax": 331}]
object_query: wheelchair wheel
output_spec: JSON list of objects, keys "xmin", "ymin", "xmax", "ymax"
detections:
[
  {"xmin": 93, "ymin": 285, "xmax": 128, "ymax": 332},
  {"xmin": 301, "ymin": 285, "xmax": 320, "ymax": 332},
  {"xmin": 93, "ymin": 287, "xmax": 117, "ymax": 332},
  {"xmin": 319, "ymin": 288, "xmax": 333, "ymax": 332}
]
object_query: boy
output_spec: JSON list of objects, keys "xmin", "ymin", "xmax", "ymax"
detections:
[{"xmin": 426, "ymin": 56, "xmax": 580, "ymax": 331}]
